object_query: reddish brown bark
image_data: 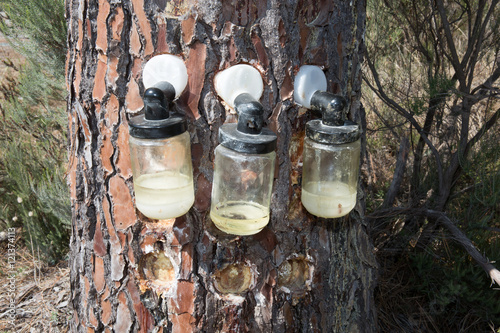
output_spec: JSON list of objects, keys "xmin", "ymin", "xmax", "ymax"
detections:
[{"xmin": 67, "ymin": 0, "xmax": 377, "ymax": 332}]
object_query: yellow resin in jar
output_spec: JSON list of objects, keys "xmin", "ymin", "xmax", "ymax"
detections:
[
  {"xmin": 134, "ymin": 171, "xmax": 194, "ymax": 220},
  {"xmin": 129, "ymin": 131, "xmax": 194, "ymax": 220},
  {"xmin": 301, "ymin": 137, "xmax": 360, "ymax": 219},
  {"xmin": 210, "ymin": 201, "xmax": 270, "ymax": 236},
  {"xmin": 301, "ymin": 181, "xmax": 356, "ymax": 218}
]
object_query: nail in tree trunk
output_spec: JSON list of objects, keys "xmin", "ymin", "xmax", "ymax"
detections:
[{"xmin": 66, "ymin": 0, "xmax": 378, "ymax": 332}]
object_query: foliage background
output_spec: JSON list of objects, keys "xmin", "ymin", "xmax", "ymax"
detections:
[
  {"xmin": 0, "ymin": 0, "xmax": 69, "ymax": 263},
  {"xmin": 363, "ymin": 0, "xmax": 500, "ymax": 331}
]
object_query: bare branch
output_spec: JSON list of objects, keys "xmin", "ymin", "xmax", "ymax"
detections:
[
  {"xmin": 435, "ymin": 0, "xmax": 467, "ymax": 86},
  {"xmin": 432, "ymin": 210, "xmax": 500, "ymax": 287},
  {"xmin": 465, "ymin": 0, "xmax": 473, "ymax": 44},
  {"xmin": 382, "ymin": 138, "xmax": 410, "ymax": 209},
  {"xmin": 450, "ymin": 181, "xmax": 485, "ymax": 199},
  {"xmin": 429, "ymin": 0, "xmax": 455, "ymax": 67},
  {"xmin": 366, "ymin": 121, "xmax": 408, "ymax": 134},
  {"xmin": 470, "ymin": 56, "xmax": 500, "ymax": 96},
  {"xmin": 368, "ymin": 103, "xmax": 401, "ymax": 140},
  {"xmin": 465, "ymin": 0, "xmax": 499, "ymax": 90},
  {"xmin": 363, "ymin": 55, "xmax": 445, "ymax": 193},
  {"xmin": 368, "ymin": 207, "xmax": 500, "ymax": 286},
  {"xmin": 435, "ymin": 107, "xmax": 498, "ymax": 210},
  {"xmin": 461, "ymin": 0, "xmax": 487, "ymax": 74},
  {"xmin": 465, "ymin": 107, "xmax": 500, "ymax": 153}
]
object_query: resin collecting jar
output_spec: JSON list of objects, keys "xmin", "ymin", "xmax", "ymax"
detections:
[
  {"xmin": 211, "ymin": 142, "xmax": 276, "ymax": 236},
  {"xmin": 301, "ymin": 127, "xmax": 360, "ymax": 218},
  {"xmin": 128, "ymin": 55, "xmax": 194, "ymax": 220},
  {"xmin": 211, "ymin": 65, "xmax": 277, "ymax": 235},
  {"xmin": 295, "ymin": 66, "xmax": 361, "ymax": 218}
]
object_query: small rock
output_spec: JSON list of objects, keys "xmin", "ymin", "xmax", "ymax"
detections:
[
  {"xmin": 57, "ymin": 300, "xmax": 69, "ymax": 309},
  {"xmin": 56, "ymin": 290, "xmax": 66, "ymax": 304}
]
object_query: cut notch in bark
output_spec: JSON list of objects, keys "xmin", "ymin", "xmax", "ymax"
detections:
[
  {"xmin": 139, "ymin": 251, "xmax": 176, "ymax": 287},
  {"xmin": 277, "ymin": 255, "xmax": 313, "ymax": 295},
  {"xmin": 213, "ymin": 262, "xmax": 256, "ymax": 295}
]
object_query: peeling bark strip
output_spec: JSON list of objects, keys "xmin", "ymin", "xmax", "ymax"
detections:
[{"xmin": 67, "ymin": 0, "xmax": 377, "ymax": 332}]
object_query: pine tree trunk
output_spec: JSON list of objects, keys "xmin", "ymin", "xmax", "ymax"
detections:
[{"xmin": 66, "ymin": 1, "xmax": 377, "ymax": 332}]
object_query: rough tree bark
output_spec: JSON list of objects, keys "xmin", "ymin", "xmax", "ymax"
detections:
[{"xmin": 66, "ymin": 0, "xmax": 377, "ymax": 332}]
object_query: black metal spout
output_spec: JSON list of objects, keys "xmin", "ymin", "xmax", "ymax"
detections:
[
  {"xmin": 217, "ymin": 93, "xmax": 276, "ymax": 154},
  {"xmin": 310, "ymin": 92, "xmax": 347, "ymax": 126},
  {"xmin": 144, "ymin": 81, "xmax": 176, "ymax": 120},
  {"xmin": 129, "ymin": 80, "xmax": 187, "ymax": 139},
  {"xmin": 234, "ymin": 93, "xmax": 264, "ymax": 135}
]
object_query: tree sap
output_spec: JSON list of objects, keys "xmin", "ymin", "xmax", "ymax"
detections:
[
  {"xmin": 301, "ymin": 181, "xmax": 356, "ymax": 218},
  {"xmin": 134, "ymin": 171, "xmax": 194, "ymax": 219},
  {"xmin": 210, "ymin": 201, "xmax": 270, "ymax": 235}
]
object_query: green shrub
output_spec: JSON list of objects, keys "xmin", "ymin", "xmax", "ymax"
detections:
[
  {"xmin": 0, "ymin": 71, "xmax": 70, "ymax": 262},
  {"xmin": 0, "ymin": 0, "xmax": 69, "ymax": 263},
  {"xmin": 0, "ymin": 0, "xmax": 66, "ymax": 77}
]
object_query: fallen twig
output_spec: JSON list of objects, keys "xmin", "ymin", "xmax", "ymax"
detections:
[{"xmin": 368, "ymin": 207, "xmax": 500, "ymax": 286}]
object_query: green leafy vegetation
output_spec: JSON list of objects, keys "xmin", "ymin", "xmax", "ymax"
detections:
[
  {"xmin": 0, "ymin": 0, "xmax": 66, "ymax": 77},
  {"xmin": 0, "ymin": 0, "xmax": 69, "ymax": 263}
]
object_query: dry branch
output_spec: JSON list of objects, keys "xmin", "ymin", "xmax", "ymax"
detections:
[
  {"xmin": 382, "ymin": 138, "xmax": 410, "ymax": 209},
  {"xmin": 363, "ymin": 55, "xmax": 445, "ymax": 192},
  {"xmin": 369, "ymin": 207, "xmax": 500, "ymax": 286}
]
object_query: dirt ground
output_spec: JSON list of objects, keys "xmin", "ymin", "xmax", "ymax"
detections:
[
  {"xmin": 0, "ymin": 32, "xmax": 19, "ymax": 77},
  {"xmin": 0, "ymin": 234, "xmax": 71, "ymax": 332}
]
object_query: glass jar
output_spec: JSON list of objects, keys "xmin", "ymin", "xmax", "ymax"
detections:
[
  {"xmin": 301, "ymin": 137, "xmax": 360, "ymax": 218},
  {"xmin": 129, "ymin": 131, "xmax": 194, "ymax": 220},
  {"xmin": 210, "ymin": 145, "xmax": 276, "ymax": 235}
]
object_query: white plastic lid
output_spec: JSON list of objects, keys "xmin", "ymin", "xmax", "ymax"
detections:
[
  {"xmin": 143, "ymin": 54, "xmax": 188, "ymax": 99},
  {"xmin": 214, "ymin": 64, "xmax": 264, "ymax": 108},
  {"xmin": 294, "ymin": 65, "xmax": 327, "ymax": 108}
]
